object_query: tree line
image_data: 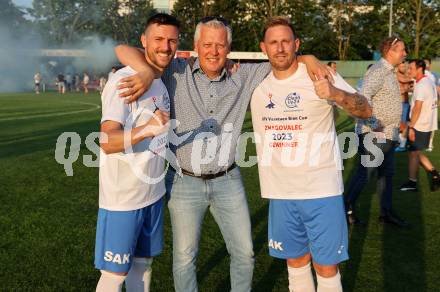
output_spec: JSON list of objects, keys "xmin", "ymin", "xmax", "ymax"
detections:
[{"xmin": 3, "ymin": 0, "xmax": 440, "ymax": 60}]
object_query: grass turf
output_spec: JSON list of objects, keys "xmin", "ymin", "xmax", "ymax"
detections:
[{"xmin": 0, "ymin": 92, "xmax": 439, "ymax": 291}]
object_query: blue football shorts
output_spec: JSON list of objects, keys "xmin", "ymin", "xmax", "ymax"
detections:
[
  {"xmin": 268, "ymin": 195, "xmax": 349, "ymax": 265},
  {"xmin": 94, "ymin": 197, "xmax": 164, "ymax": 273}
]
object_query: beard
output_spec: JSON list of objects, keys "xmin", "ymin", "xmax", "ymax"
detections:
[
  {"xmin": 146, "ymin": 50, "xmax": 173, "ymax": 70},
  {"xmin": 269, "ymin": 54, "xmax": 295, "ymax": 71}
]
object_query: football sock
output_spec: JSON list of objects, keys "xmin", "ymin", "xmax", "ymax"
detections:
[
  {"xmin": 96, "ymin": 270, "xmax": 126, "ymax": 292},
  {"xmin": 316, "ymin": 271, "xmax": 342, "ymax": 292},
  {"xmin": 399, "ymin": 133, "xmax": 407, "ymax": 148},
  {"xmin": 287, "ymin": 262, "xmax": 315, "ymax": 292},
  {"xmin": 125, "ymin": 257, "xmax": 153, "ymax": 292}
]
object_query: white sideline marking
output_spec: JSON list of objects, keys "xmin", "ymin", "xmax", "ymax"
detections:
[{"xmin": 0, "ymin": 101, "xmax": 101, "ymax": 122}]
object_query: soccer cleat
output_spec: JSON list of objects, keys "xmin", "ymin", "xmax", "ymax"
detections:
[
  {"xmin": 431, "ymin": 171, "xmax": 440, "ymax": 192},
  {"xmin": 400, "ymin": 180, "xmax": 418, "ymax": 192}
]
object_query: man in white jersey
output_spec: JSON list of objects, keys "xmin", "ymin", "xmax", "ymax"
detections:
[
  {"xmin": 400, "ymin": 59, "xmax": 440, "ymax": 192},
  {"xmin": 94, "ymin": 14, "xmax": 179, "ymax": 292},
  {"xmin": 251, "ymin": 17, "xmax": 372, "ymax": 292}
]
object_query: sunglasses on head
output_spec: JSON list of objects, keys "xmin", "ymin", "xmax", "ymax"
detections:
[
  {"xmin": 391, "ymin": 37, "xmax": 400, "ymax": 46},
  {"xmin": 200, "ymin": 16, "xmax": 230, "ymax": 26}
]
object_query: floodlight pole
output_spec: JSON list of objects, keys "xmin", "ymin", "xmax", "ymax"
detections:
[{"xmin": 389, "ymin": 0, "xmax": 394, "ymax": 37}]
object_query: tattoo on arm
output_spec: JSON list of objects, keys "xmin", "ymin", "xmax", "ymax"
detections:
[{"xmin": 339, "ymin": 92, "xmax": 372, "ymax": 118}]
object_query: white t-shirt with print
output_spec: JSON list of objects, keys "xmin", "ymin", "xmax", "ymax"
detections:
[
  {"xmin": 99, "ymin": 66, "xmax": 170, "ymax": 211},
  {"xmin": 250, "ymin": 63, "xmax": 356, "ymax": 200},
  {"xmin": 411, "ymin": 76, "xmax": 438, "ymax": 132}
]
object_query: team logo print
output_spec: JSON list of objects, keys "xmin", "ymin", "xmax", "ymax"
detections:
[
  {"xmin": 285, "ymin": 92, "xmax": 300, "ymax": 108},
  {"xmin": 268, "ymin": 239, "xmax": 284, "ymax": 251},
  {"xmin": 266, "ymin": 93, "xmax": 275, "ymax": 109}
]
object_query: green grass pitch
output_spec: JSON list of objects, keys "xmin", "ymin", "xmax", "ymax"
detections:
[{"xmin": 0, "ymin": 92, "xmax": 439, "ymax": 291}]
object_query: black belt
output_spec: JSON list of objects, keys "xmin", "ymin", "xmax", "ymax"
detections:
[{"xmin": 181, "ymin": 163, "xmax": 236, "ymax": 180}]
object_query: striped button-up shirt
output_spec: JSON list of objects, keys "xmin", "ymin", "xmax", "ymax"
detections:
[
  {"xmin": 162, "ymin": 58, "xmax": 271, "ymax": 174},
  {"xmin": 356, "ymin": 58, "xmax": 402, "ymax": 140}
]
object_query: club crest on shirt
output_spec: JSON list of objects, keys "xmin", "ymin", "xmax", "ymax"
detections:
[
  {"xmin": 266, "ymin": 93, "xmax": 275, "ymax": 109},
  {"xmin": 285, "ymin": 92, "xmax": 300, "ymax": 108}
]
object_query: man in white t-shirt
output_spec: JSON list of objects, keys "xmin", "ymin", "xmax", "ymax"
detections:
[
  {"xmin": 94, "ymin": 13, "xmax": 179, "ymax": 292},
  {"xmin": 400, "ymin": 59, "xmax": 440, "ymax": 192},
  {"xmin": 251, "ymin": 17, "xmax": 372, "ymax": 292}
]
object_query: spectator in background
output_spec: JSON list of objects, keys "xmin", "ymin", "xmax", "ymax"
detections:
[
  {"xmin": 424, "ymin": 58, "xmax": 438, "ymax": 85},
  {"xmin": 423, "ymin": 58, "xmax": 439, "ymax": 151},
  {"xmin": 65, "ymin": 73, "xmax": 73, "ymax": 92},
  {"xmin": 108, "ymin": 66, "xmax": 117, "ymax": 81},
  {"xmin": 99, "ymin": 76, "xmax": 107, "ymax": 94},
  {"xmin": 57, "ymin": 73, "xmax": 65, "ymax": 94},
  {"xmin": 74, "ymin": 74, "xmax": 80, "ymax": 92},
  {"xmin": 400, "ymin": 59, "xmax": 440, "ymax": 192},
  {"xmin": 34, "ymin": 72, "xmax": 41, "ymax": 94},
  {"xmin": 344, "ymin": 36, "xmax": 409, "ymax": 228},
  {"xmin": 395, "ymin": 61, "xmax": 413, "ymax": 152},
  {"xmin": 83, "ymin": 72, "xmax": 89, "ymax": 94}
]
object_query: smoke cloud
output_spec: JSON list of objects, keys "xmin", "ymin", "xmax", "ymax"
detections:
[{"xmin": 0, "ymin": 23, "xmax": 117, "ymax": 93}]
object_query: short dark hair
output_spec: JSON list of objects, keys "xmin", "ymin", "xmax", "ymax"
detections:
[
  {"xmin": 409, "ymin": 59, "xmax": 426, "ymax": 73},
  {"xmin": 262, "ymin": 16, "xmax": 296, "ymax": 41},
  {"xmin": 379, "ymin": 36, "xmax": 403, "ymax": 56},
  {"xmin": 327, "ymin": 61, "xmax": 336, "ymax": 66},
  {"xmin": 145, "ymin": 13, "xmax": 180, "ymax": 33},
  {"xmin": 424, "ymin": 57, "xmax": 432, "ymax": 64}
]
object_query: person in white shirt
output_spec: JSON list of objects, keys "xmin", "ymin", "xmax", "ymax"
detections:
[
  {"xmin": 108, "ymin": 66, "xmax": 117, "ymax": 80},
  {"xmin": 94, "ymin": 13, "xmax": 179, "ymax": 292},
  {"xmin": 400, "ymin": 59, "xmax": 440, "ymax": 192},
  {"xmin": 251, "ymin": 17, "xmax": 372, "ymax": 292},
  {"xmin": 83, "ymin": 72, "xmax": 90, "ymax": 94},
  {"xmin": 34, "ymin": 72, "xmax": 41, "ymax": 94},
  {"xmin": 99, "ymin": 76, "xmax": 106, "ymax": 94}
]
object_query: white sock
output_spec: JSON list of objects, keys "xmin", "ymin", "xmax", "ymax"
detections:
[
  {"xmin": 399, "ymin": 134, "xmax": 407, "ymax": 148},
  {"xmin": 287, "ymin": 262, "xmax": 316, "ymax": 292},
  {"xmin": 125, "ymin": 257, "xmax": 153, "ymax": 292},
  {"xmin": 316, "ymin": 271, "xmax": 342, "ymax": 292},
  {"xmin": 96, "ymin": 270, "xmax": 126, "ymax": 292}
]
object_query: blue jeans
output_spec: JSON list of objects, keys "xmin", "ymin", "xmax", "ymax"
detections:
[
  {"xmin": 166, "ymin": 167, "xmax": 254, "ymax": 292},
  {"xmin": 345, "ymin": 133, "xmax": 396, "ymax": 216}
]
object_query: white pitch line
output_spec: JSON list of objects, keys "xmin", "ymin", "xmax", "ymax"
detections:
[{"xmin": 0, "ymin": 101, "xmax": 101, "ymax": 122}]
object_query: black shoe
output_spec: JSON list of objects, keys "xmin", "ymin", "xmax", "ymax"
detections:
[
  {"xmin": 379, "ymin": 212, "xmax": 410, "ymax": 228},
  {"xmin": 430, "ymin": 171, "xmax": 440, "ymax": 192},
  {"xmin": 400, "ymin": 180, "xmax": 418, "ymax": 192}
]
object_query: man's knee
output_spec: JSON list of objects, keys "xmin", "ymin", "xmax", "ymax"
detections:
[
  {"xmin": 287, "ymin": 253, "xmax": 312, "ymax": 268},
  {"xmin": 313, "ymin": 263, "xmax": 338, "ymax": 277}
]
